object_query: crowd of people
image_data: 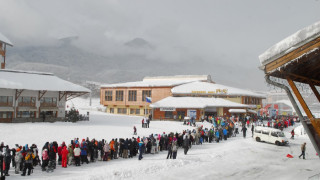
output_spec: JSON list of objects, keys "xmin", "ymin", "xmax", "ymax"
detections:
[
  {"xmin": 0, "ymin": 114, "xmax": 301, "ymax": 179},
  {"xmin": 0, "ymin": 116, "xmax": 249, "ymax": 178}
]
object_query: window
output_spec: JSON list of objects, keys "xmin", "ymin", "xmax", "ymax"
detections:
[
  {"xmin": 18, "ymin": 97, "xmax": 36, "ymax": 106},
  {"xmin": 118, "ymin": 108, "xmax": 127, "ymax": 114},
  {"xmin": 45, "ymin": 111, "xmax": 54, "ymax": 118},
  {"xmin": 0, "ymin": 96, "xmax": 13, "ymax": 106},
  {"xmin": 262, "ymin": 130, "xmax": 270, "ymax": 135},
  {"xmin": 255, "ymin": 129, "xmax": 262, "ymax": 133},
  {"xmin": 142, "ymin": 90, "xmax": 151, "ymax": 101},
  {"xmin": 144, "ymin": 109, "xmax": 151, "ymax": 115},
  {"xmin": 109, "ymin": 108, "xmax": 114, "ymax": 113},
  {"xmin": 116, "ymin": 91, "xmax": 124, "ymax": 101},
  {"xmin": 130, "ymin": 109, "xmax": 135, "ymax": 114},
  {"xmin": 277, "ymin": 132, "xmax": 285, "ymax": 137},
  {"xmin": 165, "ymin": 111, "xmax": 173, "ymax": 119},
  {"xmin": 105, "ymin": 91, "xmax": 113, "ymax": 101},
  {"xmin": 135, "ymin": 109, "xmax": 140, "ymax": 115},
  {"xmin": 128, "ymin": 90, "xmax": 137, "ymax": 101},
  {"xmin": 17, "ymin": 111, "xmax": 35, "ymax": 118},
  {"xmin": 271, "ymin": 132, "xmax": 278, "ymax": 137},
  {"xmin": 40, "ymin": 97, "xmax": 57, "ymax": 107}
]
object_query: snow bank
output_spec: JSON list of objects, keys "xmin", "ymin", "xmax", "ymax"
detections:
[{"xmin": 259, "ymin": 20, "xmax": 320, "ymax": 65}]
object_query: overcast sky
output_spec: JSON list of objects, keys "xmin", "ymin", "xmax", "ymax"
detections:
[{"xmin": 0, "ymin": 0, "xmax": 319, "ymax": 89}]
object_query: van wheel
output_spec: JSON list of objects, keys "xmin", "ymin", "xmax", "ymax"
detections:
[
  {"xmin": 256, "ymin": 137, "xmax": 261, "ymax": 142},
  {"xmin": 275, "ymin": 141, "xmax": 280, "ymax": 146}
]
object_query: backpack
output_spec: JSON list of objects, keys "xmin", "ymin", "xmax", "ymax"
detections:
[{"xmin": 42, "ymin": 149, "xmax": 49, "ymax": 160}]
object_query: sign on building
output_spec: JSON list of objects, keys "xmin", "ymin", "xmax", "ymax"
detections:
[{"xmin": 160, "ymin": 107, "xmax": 176, "ymax": 111}]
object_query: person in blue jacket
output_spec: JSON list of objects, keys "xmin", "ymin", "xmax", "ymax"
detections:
[
  {"xmin": 138, "ymin": 141, "xmax": 145, "ymax": 160},
  {"xmin": 215, "ymin": 130, "xmax": 220, "ymax": 143},
  {"xmin": 80, "ymin": 140, "xmax": 89, "ymax": 164},
  {"xmin": 223, "ymin": 128, "xmax": 228, "ymax": 140}
]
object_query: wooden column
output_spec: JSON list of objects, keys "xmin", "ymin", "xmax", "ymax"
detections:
[
  {"xmin": 309, "ymin": 82, "xmax": 320, "ymax": 103},
  {"xmin": 287, "ymin": 77, "xmax": 313, "ymax": 119}
]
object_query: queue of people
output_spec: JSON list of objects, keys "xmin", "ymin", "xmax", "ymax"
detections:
[{"xmin": 0, "ymin": 119, "xmax": 244, "ymax": 179}]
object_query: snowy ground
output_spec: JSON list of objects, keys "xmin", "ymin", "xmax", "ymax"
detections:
[{"xmin": 1, "ymin": 98, "xmax": 320, "ymax": 180}]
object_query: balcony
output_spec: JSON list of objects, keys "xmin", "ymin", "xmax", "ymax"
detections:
[
  {"xmin": 18, "ymin": 102, "xmax": 36, "ymax": 107},
  {"xmin": 40, "ymin": 102, "xmax": 57, "ymax": 107}
]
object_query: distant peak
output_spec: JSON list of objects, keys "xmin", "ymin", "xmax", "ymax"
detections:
[{"xmin": 124, "ymin": 37, "xmax": 153, "ymax": 49}]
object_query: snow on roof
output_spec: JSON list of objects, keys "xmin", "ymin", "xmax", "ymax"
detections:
[
  {"xmin": 259, "ymin": 20, "xmax": 320, "ymax": 65},
  {"xmin": 171, "ymin": 81, "xmax": 266, "ymax": 98},
  {"xmin": 0, "ymin": 31, "xmax": 13, "ymax": 46},
  {"xmin": 275, "ymin": 100, "xmax": 295, "ymax": 112},
  {"xmin": 143, "ymin": 75, "xmax": 212, "ymax": 82},
  {"xmin": 150, "ymin": 96, "xmax": 249, "ymax": 109},
  {"xmin": 101, "ymin": 75, "xmax": 211, "ymax": 88},
  {"xmin": 0, "ymin": 69, "xmax": 90, "ymax": 92}
]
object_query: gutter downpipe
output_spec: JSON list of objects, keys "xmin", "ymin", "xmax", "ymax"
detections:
[{"xmin": 265, "ymin": 75, "xmax": 320, "ymax": 158}]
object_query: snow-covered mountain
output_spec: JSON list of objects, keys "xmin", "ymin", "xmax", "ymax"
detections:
[{"xmin": 5, "ymin": 37, "xmax": 267, "ymax": 91}]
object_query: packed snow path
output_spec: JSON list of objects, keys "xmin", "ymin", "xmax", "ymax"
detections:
[{"xmin": 0, "ymin": 98, "xmax": 319, "ymax": 180}]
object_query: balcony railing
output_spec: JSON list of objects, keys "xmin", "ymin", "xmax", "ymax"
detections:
[
  {"xmin": 40, "ymin": 102, "xmax": 57, "ymax": 107},
  {"xmin": 0, "ymin": 102, "xmax": 13, "ymax": 106},
  {"xmin": 18, "ymin": 102, "xmax": 36, "ymax": 107}
]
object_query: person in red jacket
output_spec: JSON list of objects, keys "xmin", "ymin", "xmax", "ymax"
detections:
[
  {"xmin": 57, "ymin": 144, "xmax": 62, "ymax": 165},
  {"xmin": 61, "ymin": 146, "xmax": 69, "ymax": 168}
]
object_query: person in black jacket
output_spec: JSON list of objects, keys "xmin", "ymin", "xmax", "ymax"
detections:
[
  {"xmin": 129, "ymin": 139, "xmax": 134, "ymax": 158},
  {"xmin": 4, "ymin": 147, "xmax": 11, "ymax": 176},
  {"xmin": 166, "ymin": 142, "xmax": 172, "ymax": 159},
  {"xmin": 251, "ymin": 124, "xmax": 254, "ymax": 137},
  {"xmin": 123, "ymin": 139, "xmax": 129, "ymax": 158},
  {"xmin": 183, "ymin": 135, "xmax": 189, "ymax": 155},
  {"xmin": 242, "ymin": 125, "xmax": 247, "ymax": 138}
]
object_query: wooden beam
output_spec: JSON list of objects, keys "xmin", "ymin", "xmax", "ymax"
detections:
[
  {"xmin": 283, "ymin": 72, "xmax": 320, "ymax": 85},
  {"xmin": 59, "ymin": 91, "xmax": 67, "ymax": 101},
  {"xmin": 15, "ymin": 89, "xmax": 24, "ymax": 101},
  {"xmin": 38, "ymin": 90, "xmax": 47, "ymax": 101},
  {"xmin": 265, "ymin": 37, "xmax": 320, "ymax": 73},
  {"xmin": 309, "ymin": 82, "xmax": 320, "ymax": 103},
  {"xmin": 66, "ymin": 92, "xmax": 88, "ymax": 101},
  {"xmin": 287, "ymin": 77, "xmax": 313, "ymax": 119}
]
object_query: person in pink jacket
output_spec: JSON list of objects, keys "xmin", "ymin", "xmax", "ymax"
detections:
[{"xmin": 61, "ymin": 146, "xmax": 69, "ymax": 168}]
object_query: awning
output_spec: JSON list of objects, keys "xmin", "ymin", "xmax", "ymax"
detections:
[
  {"xmin": 229, "ymin": 109, "xmax": 246, "ymax": 113},
  {"xmin": 18, "ymin": 107, "xmax": 38, "ymax": 111},
  {"xmin": 40, "ymin": 107, "xmax": 59, "ymax": 112},
  {"xmin": 0, "ymin": 107, "xmax": 14, "ymax": 112},
  {"xmin": 247, "ymin": 109, "xmax": 257, "ymax": 114}
]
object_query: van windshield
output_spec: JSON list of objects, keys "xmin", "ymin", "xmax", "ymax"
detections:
[{"xmin": 277, "ymin": 132, "xmax": 285, "ymax": 137}]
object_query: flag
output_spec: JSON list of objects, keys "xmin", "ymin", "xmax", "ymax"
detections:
[{"xmin": 146, "ymin": 97, "xmax": 152, "ymax": 103}]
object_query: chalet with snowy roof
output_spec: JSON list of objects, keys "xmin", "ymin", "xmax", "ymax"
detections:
[
  {"xmin": 0, "ymin": 31, "xmax": 13, "ymax": 69},
  {"xmin": 0, "ymin": 69, "xmax": 90, "ymax": 123},
  {"xmin": 100, "ymin": 75, "xmax": 265, "ymax": 120}
]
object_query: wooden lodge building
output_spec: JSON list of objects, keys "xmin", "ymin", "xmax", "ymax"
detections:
[
  {"xmin": 0, "ymin": 32, "xmax": 90, "ymax": 123},
  {"xmin": 100, "ymin": 75, "xmax": 265, "ymax": 121},
  {"xmin": 0, "ymin": 69, "xmax": 90, "ymax": 123}
]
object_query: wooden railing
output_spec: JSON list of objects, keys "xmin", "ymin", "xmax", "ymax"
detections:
[
  {"xmin": 40, "ymin": 102, "xmax": 57, "ymax": 107},
  {"xmin": 0, "ymin": 102, "xmax": 13, "ymax": 106},
  {"xmin": 18, "ymin": 102, "xmax": 36, "ymax": 107}
]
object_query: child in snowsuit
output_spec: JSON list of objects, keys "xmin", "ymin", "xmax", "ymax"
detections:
[{"xmin": 61, "ymin": 146, "xmax": 69, "ymax": 168}]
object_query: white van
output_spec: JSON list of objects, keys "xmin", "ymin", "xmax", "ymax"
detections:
[{"xmin": 253, "ymin": 127, "xmax": 289, "ymax": 146}]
